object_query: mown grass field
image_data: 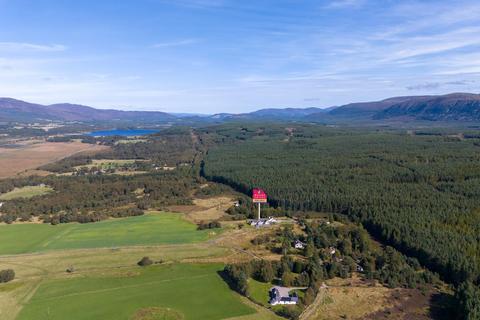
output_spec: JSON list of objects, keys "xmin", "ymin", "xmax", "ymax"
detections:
[
  {"xmin": 16, "ymin": 263, "xmax": 255, "ymax": 320},
  {"xmin": 0, "ymin": 212, "xmax": 214, "ymax": 255},
  {"xmin": 248, "ymin": 278, "xmax": 272, "ymax": 306},
  {"xmin": 0, "ymin": 185, "xmax": 54, "ymax": 200}
]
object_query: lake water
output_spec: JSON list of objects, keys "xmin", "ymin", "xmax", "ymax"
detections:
[{"xmin": 87, "ymin": 129, "xmax": 159, "ymax": 137}]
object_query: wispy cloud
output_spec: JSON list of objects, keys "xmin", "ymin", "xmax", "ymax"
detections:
[
  {"xmin": 325, "ymin": 0, "xmax": 365, "ymax": 9},
  {"xmin": 160, "ymin": 0, "xmax": 225, "ymax": 9},
  {"xmin": 0, "ymin": 42, "xmax": 67, "ymax": 52},
  {"xmin": 152, "ymin": 38, "xmax": 201, "ymax": 48},
  {"xmin": 407, "ymin": 80, "xmax": 475, "ymax": 91}
]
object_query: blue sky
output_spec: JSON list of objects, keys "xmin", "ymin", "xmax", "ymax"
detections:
[{"xmin": 0, "ymin": 0, "xmax": 479, "ymax": 113}]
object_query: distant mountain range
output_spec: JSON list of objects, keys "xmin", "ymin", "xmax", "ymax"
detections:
[
  {"xmin": 1, "ymin": 93, "xmax": 480, "ymax": 124},
  {"xmin": 0, "ymin": 98, "xmax": 175, "ymax": 123}
]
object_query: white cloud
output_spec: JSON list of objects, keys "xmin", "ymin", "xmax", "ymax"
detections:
[
  {"xmin": 0, "ymin": 42, "xmax": 66, "ymax": 52},
  {"xmin": 164, "ymin": 0, "xmax": 225, "ymax": 9},
  {"xmin": 152, "ymin": 38, "xmax": 201, "ymax": 48},
  {"xmin": 325, "ymin": 0, "xmax": 365, "ymax": 9}
]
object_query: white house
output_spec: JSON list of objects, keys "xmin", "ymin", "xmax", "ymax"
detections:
[
  {"xmin": 269, "ymin": 286, "xmax": 299, "ymax": 305},
  {"xmin": 248, "ymin": 217, "xmax": 278, "ymax": 228},
  {"xmin": 294, "ymin": 240, "xmax": 306, "ymax": 249}
]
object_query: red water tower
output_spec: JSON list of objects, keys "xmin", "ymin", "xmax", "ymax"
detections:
[{"xmin": 252, "ymin": 188, "xmax": 267, "ymax": 220}]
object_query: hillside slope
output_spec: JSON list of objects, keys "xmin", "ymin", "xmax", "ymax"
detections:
[
  {"xmin": 0, "ymin": 98, "xmax": 175, "ymax": 122},
  {"xmin": 310, "ymin": 93, "xmax": 480, "ymax": 122},
  {"xmin": 374, "ymin": 93, "xmax": 480, "ymax": 121}
]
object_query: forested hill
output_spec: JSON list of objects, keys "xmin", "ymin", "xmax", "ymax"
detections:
[{"xmin": 198, "ymin": 123, "xmax": 480, "ymax": 314}]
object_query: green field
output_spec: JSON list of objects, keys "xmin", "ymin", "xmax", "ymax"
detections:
[
  {"xmin": 0, "ymin": 212, "xmax": 214, "ymax": 255},
  {"xmin": 17, "ymin": 263, "xmax": 255, "ymax": 320},
  {"xmin": 248, "ymin": 278, "xmax": 272, "ymax": 306},
  {"xmin": 0, "ymin": 186, "xmax": 53, "ymax": 201},
  {"xmin": 75, "ymin": 159, "xmax": 145, "ymax": 170}
]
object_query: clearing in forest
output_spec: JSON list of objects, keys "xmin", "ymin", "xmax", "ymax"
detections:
[
  {"xmin": 74, "ymin": 159, "xmax": 147, "ymax": 169},
  {"xmin": 169, "ymin": 196, "xmax": 234, "ymax": 223},
  {"xmin": 0, "ymin": 185, "xmax": 53, "ymax": 200},
  {"xmin": 0, "ymin": 212, "xmax": 214, "ymax": 255}
]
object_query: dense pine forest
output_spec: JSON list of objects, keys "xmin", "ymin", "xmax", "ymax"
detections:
[
  {"xmin": 1, "ymin": 123, "xmax": 480, "ymax": 317},
  {"xmin": 200, "ymin": 123, "xmax": 480, "ymax": 317}
]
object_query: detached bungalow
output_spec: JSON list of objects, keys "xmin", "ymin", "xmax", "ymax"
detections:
[
  {"xmin": 269, "ymin": 286, "xmax": 299, "ymax": 305},
  {"xmin": 294, "ymin": 240, "xmax": 306, "ymax": 249},
  {"xmin": 249, "ymin": 217, "xmax": 278, "ymax": 228}
]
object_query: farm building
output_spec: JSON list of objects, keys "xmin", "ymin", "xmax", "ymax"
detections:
[{"xmin": 269, "ymin": 286, "xmax": 299, "ymax": 305}]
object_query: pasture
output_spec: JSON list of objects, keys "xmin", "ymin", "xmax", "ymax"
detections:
[
  {"xmin": 248, "ymin": 278, "xmax": 272, "ymax": 306},
  {"xmin": 16, "ymin": 263, "xmax": 256, "ymax": 320},
  {"xmin": 0, "ymin": 212, "xmax": 214, "ymax": 255},
  {"xmin": 0, "ymin": 185, "xmax": 53, "ymax": 200},
  {"xmin": 74, "ymin": 159, "xmax": 144, "ymax": 169}
]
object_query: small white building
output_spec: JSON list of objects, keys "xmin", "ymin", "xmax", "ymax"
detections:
[
  {"xmin": 269, "ymin": 286, "xmax": 298, "ymax": 305},
  {"xmin": 294, "ymin": 240, "xmax": 306, "ymax": 249},
  {"xmin": 249, "ymin": 217, "xmax": 277, "ymax": 228}
]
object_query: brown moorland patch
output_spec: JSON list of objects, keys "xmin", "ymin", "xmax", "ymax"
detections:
[{"xmin": 0, "ymin": 141, "xmax": 109, "ymax": 179}]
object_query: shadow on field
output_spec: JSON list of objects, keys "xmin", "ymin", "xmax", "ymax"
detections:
[{"xmin": 217, "ymin": 270, "xmax": 236, "ymax": 291}]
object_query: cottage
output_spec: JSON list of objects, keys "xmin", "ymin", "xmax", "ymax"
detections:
[
  {"xmin": 294, "ymin": 240, "xmax": 306, "ymax": 249},
  {"xmin": 269, "ymin": 286, "xmax": 299, "ymax": 305},
  {"xmin": 268, "ymin": 217, "xmax": 278, "ymax": 223},
  {"xmin": 248, "ymin": 217, "xmax": 278, "ymax": 228}
]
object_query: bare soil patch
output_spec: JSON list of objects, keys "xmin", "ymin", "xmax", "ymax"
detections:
[
  {"xmin": 168, "ymin": 196, "xmax": 235, "ymax": 223},
  {"xmin": 0, "ymin": 141, "xmax": 109, "ymax": 179}
]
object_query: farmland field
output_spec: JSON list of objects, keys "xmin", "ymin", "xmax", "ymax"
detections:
[
  {"xmin": 0, "ymin": 185, "xmax": 53, "ymax": 200},
  {"xmin": 16, "ymin": 263, "xmax": 256, "ymax": 320},
  {"xmin": 248, "ymin": 278, "xmax": 272, "ymax": 306},
  {"xmin": 0, "ymin": 212, "xmax": 214, "ymax": 255},
  {"xmin": 0, "ymin": 141, "xmax": 109, "ymax": 178},
  {"xmin": 74, "ymin": 159, "xmax": 146, "ymax": 169}
]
